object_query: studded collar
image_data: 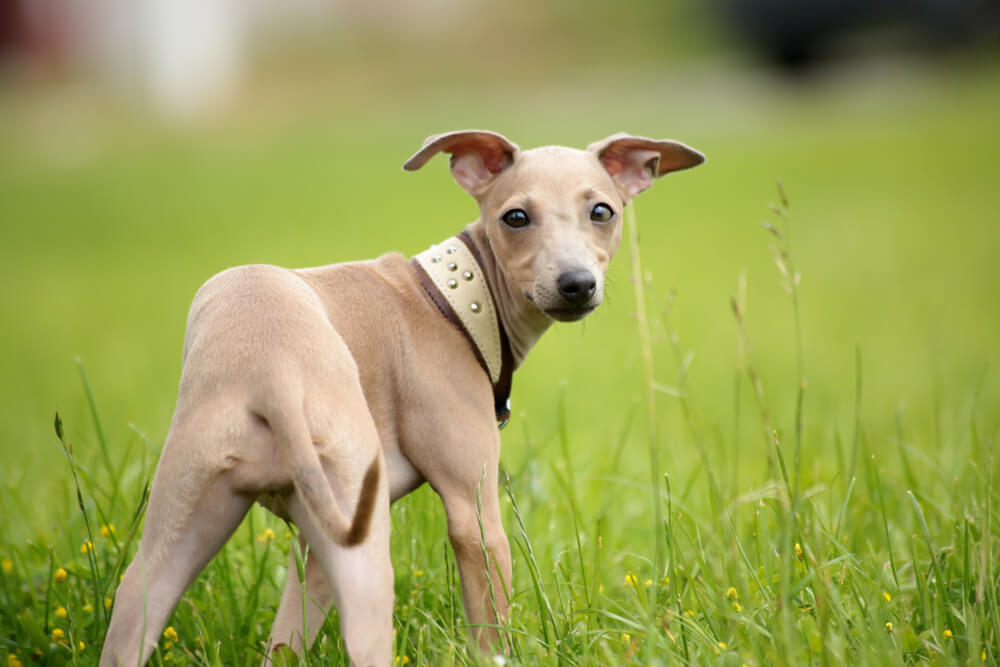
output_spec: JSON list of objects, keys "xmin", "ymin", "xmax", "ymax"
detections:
[{"xmin": 411, "ymin": 230, "xmax": 514, "ymax": 428}]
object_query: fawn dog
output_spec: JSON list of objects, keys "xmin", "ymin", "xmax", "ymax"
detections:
[{"xmin": 100, "ymin": 130, "xmax": 704, "ymax": 666}]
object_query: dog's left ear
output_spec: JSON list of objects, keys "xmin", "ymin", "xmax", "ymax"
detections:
[
  {"xmin": 403, "ymin": 130, "xmax": 520, "ymax": 196},
  {"xmin": 588, "ymin": 133, "xmax": 705, "ymax": 201}
]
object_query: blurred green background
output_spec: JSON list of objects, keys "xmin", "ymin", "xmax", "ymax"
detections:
[{"xmin": 1, "ymin": 0, "xmax": 998, "ymax": 539}]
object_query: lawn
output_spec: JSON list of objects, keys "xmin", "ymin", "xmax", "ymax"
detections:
[{"xmin": 1, "ymin": 53, "xmax": 998, "ymax": 665}]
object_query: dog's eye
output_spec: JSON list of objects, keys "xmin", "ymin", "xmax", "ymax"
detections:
[
  {"xmin": 590, "ymin": 203, "xmax": 614, "ymax": 223},
  {"xmin": 502, "ymin": 209, "xmax": 530, "ymax": 229}
]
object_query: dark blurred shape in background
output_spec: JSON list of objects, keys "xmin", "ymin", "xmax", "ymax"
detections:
[
  {"xmin": 720, "ymin": 0, "xmax": 1000, "ymax": 72},
  {"xmin": 0, "ymin": 0, "xmax": 75, "ymax": 72}
]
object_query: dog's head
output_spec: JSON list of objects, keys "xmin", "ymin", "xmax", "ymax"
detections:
[{"xmin": 404, "ymin": 131, "xmax": 704, "ymax": 322}]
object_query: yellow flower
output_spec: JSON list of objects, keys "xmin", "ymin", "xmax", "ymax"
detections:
[
  {"xmin": 1, "ymin": 559, "xmax": 12, "ymax": 574},
  {"xmin": 882, "ymin": 591, "xmax": 892, "ymax": 602},
  {"xmin": 718, "ymin": 641, "xmax": 727, "ymax": 650},
  {"xmin": 9, "ymin": 654, "xmax": 24, "ymax": 667},
  {"xmin": 885, "ymin": 622, "xmax": 893, "ymax": 633},
  {"xmin": 726, "ymin": 586, "xmax": 739, "ymax": 600},
  {"xmin": 621, "ymin": 632, "xmax": 631, "ymax": 642},
  {"xmin": 164, "ymin": 641, "xmax": 173, "ymax": 650},
  {"xmin": 684, "ymin": 609, "xmax": 696, "ymax": 618},
  {"xmin": 644, "ymin": 579, "xmax": 653, "ymax": 587},
  {"xmin": 732, "ymin": 601, "xmax": 743, "ymax": 613},
  {"xmin": 257, "ymin": 528, "xmax": 276, "ymax": 544},
  {"xmin": 943, "ymin": 629, "xmax": 953, "ymax": 639},
  {"xmin": 163, "ymin": 652, "xmax": 173, "ymax": 662},
  {"xmin": 78, "ymin": 641, "xmax": 85, "ymax": 651},
  {"xmin": 794, "ymin": 543, "xmax": 804, "ymax": 560},
  {"xmin": 163, "ymin": 626, "xmax": 179, "ymax": 643},
  {"xmin": 982, "ymin": 649, "xmax": 986, "ymax": 661},
  {"xmin": 100, "ymin": 524, "xmax": 116, "ymax": 538},
  {"xmin": 80, "ymin": 540, "xmax": 94, "ymax": 555},
  {"xmin": 414, "ymin": 569, "xmax": 424, "ymax": 577},
  {"xmin": 394, "ymin": 657, "xmax": 410, "ymax": 665},
  {"xmin": 55, "ymin": 606, "xmax": 67, "ymax": 619},
  {"xmin": 83, "ymin": 603, "xmax": 94, "ymax": 614},
  {"xmin": 104, "ymin": 596, "xmax": 113, "ymax": 609},
  {"xmin": 624, "ymin": 572, "xmax": 638, "ymax": 587},
  {"xmin": 52, "ymin": 628, "xmax": 65, "ymax": 641},
  {"xmin": 54, "ymin": 567, "xmax": 68, "ymax": 583}
]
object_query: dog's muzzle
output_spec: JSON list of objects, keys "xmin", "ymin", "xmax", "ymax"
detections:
[{"xmin": 540, "ymin": 269, "xmax": 598, "ymax": 321}]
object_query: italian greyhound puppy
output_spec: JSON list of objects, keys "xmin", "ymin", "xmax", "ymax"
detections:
[{"xmin": 100, "ymin": 130, "xmax": 704, "ymax": 666}]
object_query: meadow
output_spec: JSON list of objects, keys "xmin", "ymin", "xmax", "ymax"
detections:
[{"xmin": 1, "ymin": 53, "xmax": 999, "ymax": 665}]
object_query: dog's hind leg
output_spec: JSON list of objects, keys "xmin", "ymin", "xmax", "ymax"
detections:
[
  {"xmin": 266, "ymin": 407, "xmax": 393, "ymax": 667},
  {"xmin": 100, "ymin": 418, "xmax": 255, "ymax": 667},
  {"xmin": 266, "ymin": 536, "xmax": 335, "ymax": 658},
  {"xmin": 284, "ymin": 479, "xmax": 392, "ymax": 667}
]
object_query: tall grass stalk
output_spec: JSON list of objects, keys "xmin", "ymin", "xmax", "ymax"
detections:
[
  {"xmin": 624, "ymin": 203, "xmax": 665, "ymax": 645},
  {"xmin": 766, "ymin": 179, "xmax": 806, "ymax": 499},
  {"xmin": 54, "ymin": 412, "xmax": 107, "ymax": 631}
]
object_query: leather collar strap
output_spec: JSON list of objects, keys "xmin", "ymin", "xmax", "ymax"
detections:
[{"xmin": 411, "ymin": 230, "xmax": 514, "ymax": 428}]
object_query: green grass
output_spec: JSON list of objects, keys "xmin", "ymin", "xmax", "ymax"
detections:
[{"xmin": 1, "ymin": 55, "xmax": 999, "ymax": 665}]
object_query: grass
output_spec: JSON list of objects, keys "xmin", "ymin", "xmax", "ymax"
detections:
[{"xmin": 2, "ymin": 55, "xmax": 999, "ymax": 665}]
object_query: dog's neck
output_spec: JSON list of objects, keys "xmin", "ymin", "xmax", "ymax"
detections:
[{"xmin": 463, "ymin": 222, "xmax": 553, "ymax": 370}]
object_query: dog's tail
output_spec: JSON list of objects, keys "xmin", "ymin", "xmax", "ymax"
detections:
[{"xmin": 266, "ymin": 400, "xmax": 381, "ymax": 547}]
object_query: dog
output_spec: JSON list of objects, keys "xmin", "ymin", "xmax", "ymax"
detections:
[{"xmin": 99, "ymin": 130, "xmax": 704, "ymax": 666}]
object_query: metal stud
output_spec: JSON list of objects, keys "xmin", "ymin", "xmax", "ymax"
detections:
[
  {"xmin": 463, "ymin": 271, "xmax": 474, "ymax": 281},
  {"xmin": 470, "ymin": 301, "xmax": 481, "ymax": 313},
  {"xmin": 447, "ymin": 263, "xmax": 458, "ymax": 271},
  {"xmin": 447, "ymin": 279, "xmax": 458, "ymax": 289},
  {"xmin": 446, "ymin": 246, "xmax": 457, "ymax": 254},
  {"xmin": 430, "ymin": 255, "xmax": 441, "ymax": 263}
]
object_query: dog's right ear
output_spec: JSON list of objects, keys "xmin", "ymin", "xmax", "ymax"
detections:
[{"xmin": 403, "ymin": 130, "xmax": 519, "ymax": 196}]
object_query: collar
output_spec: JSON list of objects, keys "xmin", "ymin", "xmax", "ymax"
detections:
[{"xmin": 410, "ymin": 230, "xmax": 514, "ymax": 428}]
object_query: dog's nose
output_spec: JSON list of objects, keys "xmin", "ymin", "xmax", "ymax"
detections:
[{"xmin": 556, "ymin": 270, "xmax": 597, "ymax": 307}]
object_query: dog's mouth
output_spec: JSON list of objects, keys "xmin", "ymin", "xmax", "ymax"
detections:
[
  {"xmin": 543, "ymin": 306, "xmax": 596, "ymax": 322},
  {"xmin": 525, "ymin": 291, "xmax": 597, "ymax": 322}
]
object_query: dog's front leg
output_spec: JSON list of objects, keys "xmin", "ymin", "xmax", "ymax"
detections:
[{"xmin": 438, "ymin": 454, "xmax": 512, "ymax": 652}]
